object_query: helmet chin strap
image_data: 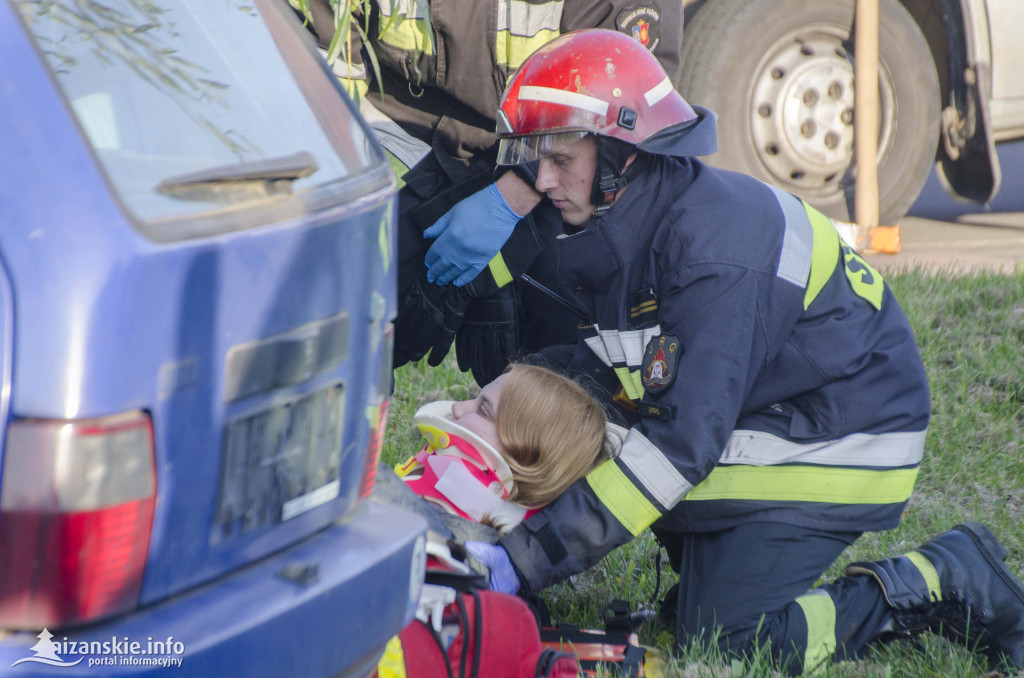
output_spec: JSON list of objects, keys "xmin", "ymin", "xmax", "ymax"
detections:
[{"xmin": 590, "ymin": 136, "xmax": 646, "ymax": 215}]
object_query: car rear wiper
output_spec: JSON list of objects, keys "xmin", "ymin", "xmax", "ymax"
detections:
[{"xmin": 157, "ymin": 151, "xmax": 318, "ymax": 203}]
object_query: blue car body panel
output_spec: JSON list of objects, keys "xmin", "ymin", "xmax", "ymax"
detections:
[
  {"xmin": 0, "ymin": 0, "xmax": 424, "ymax": 673},
  {"xmin": 0, "ymin": 502, "xmax": 426, "ymax": 677}
]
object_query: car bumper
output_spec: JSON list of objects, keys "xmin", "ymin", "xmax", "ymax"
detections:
[{"xmin": 0, "ymin": 500, "xmax": 426, "ymax": 677}]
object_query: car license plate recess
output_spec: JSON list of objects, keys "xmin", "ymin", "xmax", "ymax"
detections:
[{"xmin": 213, "ymin": 383, "xmax": 346, "ymax": 541}]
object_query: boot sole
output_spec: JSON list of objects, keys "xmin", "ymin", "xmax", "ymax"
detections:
[{"xmin": 953, "ymin": 522, "xmax": 1024, "ymax": 606}]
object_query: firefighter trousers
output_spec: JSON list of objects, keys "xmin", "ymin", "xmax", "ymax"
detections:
[{"xmin": 655, "ymin": 521, "xmax": 894, "ymax": 675}]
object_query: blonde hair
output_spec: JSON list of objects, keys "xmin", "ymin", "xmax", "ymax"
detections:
[{"xmin": 494, "ymin": 365, "xmax": 609, "ymax": 508}]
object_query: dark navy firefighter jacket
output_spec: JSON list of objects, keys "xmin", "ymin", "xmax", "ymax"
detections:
[{"xmin": 500, "ymin": 154, "xmax": 931, "ymax": 594}]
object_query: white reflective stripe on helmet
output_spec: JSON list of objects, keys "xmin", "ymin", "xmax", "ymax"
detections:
[
  {"xmin": 644, "ymin": 77, "xmax": 675, "ymax": 106},
  {"xmin": 519, "ymin": 85, "xmax": 610, "ymax": 116},
  {"xmin": 496, "ymin": 130, "xmax": 588, "ymax": 165}
]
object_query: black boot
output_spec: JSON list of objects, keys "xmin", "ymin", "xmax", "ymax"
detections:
[{"xmin": 844, "ymin": 522, "xmax": 1024, "ymax": 671}]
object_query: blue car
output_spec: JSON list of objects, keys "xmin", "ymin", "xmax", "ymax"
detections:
[{"xmin": 0, "ymin": 0, "xmax": 426, "ymax": 675}]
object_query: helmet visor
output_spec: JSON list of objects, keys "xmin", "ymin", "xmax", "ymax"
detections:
[{"xmin": 496, "ymin": 131, "xmax": 589, "ymax": 166}]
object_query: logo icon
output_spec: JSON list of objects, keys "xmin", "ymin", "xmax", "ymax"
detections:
[
  {"xmin": 641, "ymin": 334, "xmax": 681, "ymax": 394},
  {"xmin": 12, "ymin": 629, "xmax": 83, "ymax": 668},
  {"xmin": 632, "ymin": 20, "xmax": 650, "ymax": 46}
]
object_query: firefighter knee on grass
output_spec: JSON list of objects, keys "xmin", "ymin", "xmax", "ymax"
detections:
[{"xmin": 472, "ymin": 27, "xmax": 1024, "ymax": 674}]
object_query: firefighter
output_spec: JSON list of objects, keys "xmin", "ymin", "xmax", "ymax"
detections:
[
  {"xmin": 463, "ymin": 28, "xmax": 1024, "ymax": 674},
  {"xmin": 300, "ymin": 0, "xmax": 681, "ymax": 386}
]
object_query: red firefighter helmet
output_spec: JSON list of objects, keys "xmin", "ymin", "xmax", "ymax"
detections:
[{"xmin": 496, "ymin": 28, "xmax": 716, "ymax": 166}]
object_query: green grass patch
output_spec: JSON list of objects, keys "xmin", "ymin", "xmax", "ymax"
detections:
[{"xmin": 384, "ymin": 268, "xmax": 1024, "ymax": 677}]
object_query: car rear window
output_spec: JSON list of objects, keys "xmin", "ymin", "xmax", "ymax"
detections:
[{"xmin": 14, "ymin": 0, "xmax": 385, "ymax": 238}]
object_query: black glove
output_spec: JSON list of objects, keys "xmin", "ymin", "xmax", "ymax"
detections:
[
  {"xmin": 456, "ymin": 284, "xmax": 520, "ymax": 386},
  {"xmin": 393, "ymin": 270, "xmax": 472, "ymax": 368}
]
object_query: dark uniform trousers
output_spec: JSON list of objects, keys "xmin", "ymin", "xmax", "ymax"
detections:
[{"xmin": 656, "ymin": 522, "xmax": 894, "ymax": 674}]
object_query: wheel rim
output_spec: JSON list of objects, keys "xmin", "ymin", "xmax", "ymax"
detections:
[{"xmin": 748, "ymin": 24, "xmax": 895, "ymax": 201}]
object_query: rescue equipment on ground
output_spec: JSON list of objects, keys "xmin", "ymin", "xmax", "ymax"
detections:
[{"xmin": 375, "ymin": 536, "xmax": 663, "ymax": 678}]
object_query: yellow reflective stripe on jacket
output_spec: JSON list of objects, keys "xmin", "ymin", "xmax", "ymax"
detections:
[
  {"xmin": 841, "ymin": 244, "xmax": 885, "ymax": 310},
  {"xmin": 613, "ymin": 366, "xmax": 643, "ymax": 401},
  {"xmin": 378, "ymin": 0, "xmax": 434, "ymax": 52},
  {"xmin": 496, "ymin": 0, "xmax": 563, "ymax": 68},
  {"xmin": 768, "ymin": 185, "xmax": 838, "ymax": 310},
  {"xmin": 802, "ymin": 202, "xmax": 841, "ymax": 310},
  {"xmin": 686, "ymin": 465, "xmax": 919, "ymax": 504},
  {"xmin": 795, "ymin": 591, "xmax": 836, "ymax": 675},
  {"xmin": 496, "ymin": 30, "xmax": 559, "ymax": 68},
  {"xmin": 488, "ymin": 252, "xmax": 514, "ymax": 288},
  {"xmin": 587, "ymin": 427, "xmax": 692, "ymax": 534},
  {"xmin": 338, "ymin": 77, "xmax": 370, "ymax": 101},
  {"xmin": 904, "ymin": 551, "xmax": 943, "ymax": 602},
  {"xmin": 586, "ymin": 460, "xmax": 661, "ymax": 536},
  {"xmin": 376, "ymin": 634, "xmax": 407, "ymax": 678}
]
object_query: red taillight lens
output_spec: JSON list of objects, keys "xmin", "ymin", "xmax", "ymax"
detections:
[
  {"xmin": 359, "ymin": 322, "xmax": 394, "ymax": 500},
  {"xmin": 359, "ymin": 399, "xmax": 390, "ymax": 500},
  {"xmin": 0, "ymin": 411, "xmax": 156, "ymax": 629}
]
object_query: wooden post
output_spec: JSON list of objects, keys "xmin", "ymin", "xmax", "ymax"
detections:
[{"xmin": 854, "ymin": 0, "xmax": 880, "ymax": 232}]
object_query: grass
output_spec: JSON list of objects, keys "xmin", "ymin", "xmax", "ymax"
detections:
[{"xmin": 381, "ymin": 268, "xmax": 1024, "ymax": 677}]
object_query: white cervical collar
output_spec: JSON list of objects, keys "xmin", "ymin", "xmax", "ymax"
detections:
[{"xmin": 413, "ymin": 401, "xmax": 515, "ymax": 496}]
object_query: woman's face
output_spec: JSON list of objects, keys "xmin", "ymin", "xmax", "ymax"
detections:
[{"xmin": 450, "ymin": 373, "xmax": 508, "ymax": 451}]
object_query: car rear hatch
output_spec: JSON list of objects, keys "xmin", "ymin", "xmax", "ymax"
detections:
[{"xmin": 0, "ymin": 0, "xmax": 409, "ymax": 628}]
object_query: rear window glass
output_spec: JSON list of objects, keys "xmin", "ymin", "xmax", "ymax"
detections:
[{"xmin": 14, "ymin": 0, "xmax": 381, "ymax": 232}]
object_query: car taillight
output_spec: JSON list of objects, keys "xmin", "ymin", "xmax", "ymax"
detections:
[
  {"xmin": 359, "ymin": 322, "xmax": 393, "ymax": 499},
  {"xmin": 0, "ymin": 411, "xmax": 156, "ymax": 629},
  {"xmin": 359, "ymin": 399, "xmax": 390, "ymax": 500}
]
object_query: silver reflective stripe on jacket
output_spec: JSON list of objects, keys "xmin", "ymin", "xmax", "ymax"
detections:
[
  {"xmin": 720, "ymin": 429, "xmax": 927, "ymax": 468},
  {"xmin": 584, "ymin": 324, "xmax": 661, "ymax": 400}
]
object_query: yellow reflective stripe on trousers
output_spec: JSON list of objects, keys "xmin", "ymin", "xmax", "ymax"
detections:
[
  {"xmin": 904, "ymin": 551, "xmax": 943, "ymax": 602},
  {"xmin": 487, "ymin": 252, "xmax": 514, "ymax": 288},
  {"xmin": 613, "ymin": 366, "xmax": 644, "ymax": 401},
  {"xmin": 802, "ymin": 202, "xmax": 841, "ymax": 309},
  {"xmin": 686, "ymin": 465, "xmax": 919, "ymax": 504},
  {"xmin": 376, "ymin": 634, "xmax": 407, "ymax": 678},
  {"xmin": 795, "ymin": 592, "xmax": 836, "ymax": 675},
  {"xmin": 586, "ymin": 460, "xmax": 661, "ymax": 536}
]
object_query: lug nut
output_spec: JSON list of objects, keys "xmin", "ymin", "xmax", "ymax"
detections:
[
  {"xmin": 803, "ymin": 89, "xmax": 818, "ymax": 106},
  {"xmin": 824, "ymin": 132, "xmax": 840, "ymax": 149},
  {"xmin": 841, "ymin": 109, "xmax": 854, "ymax": 124},
  {"xmin": 801, "ymin": 120, "xmax": 816, "ymax": 138}
]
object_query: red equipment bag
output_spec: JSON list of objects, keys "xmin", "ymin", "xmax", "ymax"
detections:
[
  {"xmin": 379, "ymin": 588, "xmax": 579, "ymax": 678},
  {"xmin": 373, "ymin": 538, "xmax": 578, "ymax": 678}
]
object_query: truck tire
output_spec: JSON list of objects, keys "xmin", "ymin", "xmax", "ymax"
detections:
[{"xmin": 679, "ymin": 0, "xmax": 940, "ymax": 225}]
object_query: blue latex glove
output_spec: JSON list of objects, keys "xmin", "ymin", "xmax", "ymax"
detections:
[
  {"xmin": 464, "ymin": 541, "xmax": 520, "ymax": 595},
  {"xmin": 423, "ymin": 182, "xmax": 524, "ymax": 287}
]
